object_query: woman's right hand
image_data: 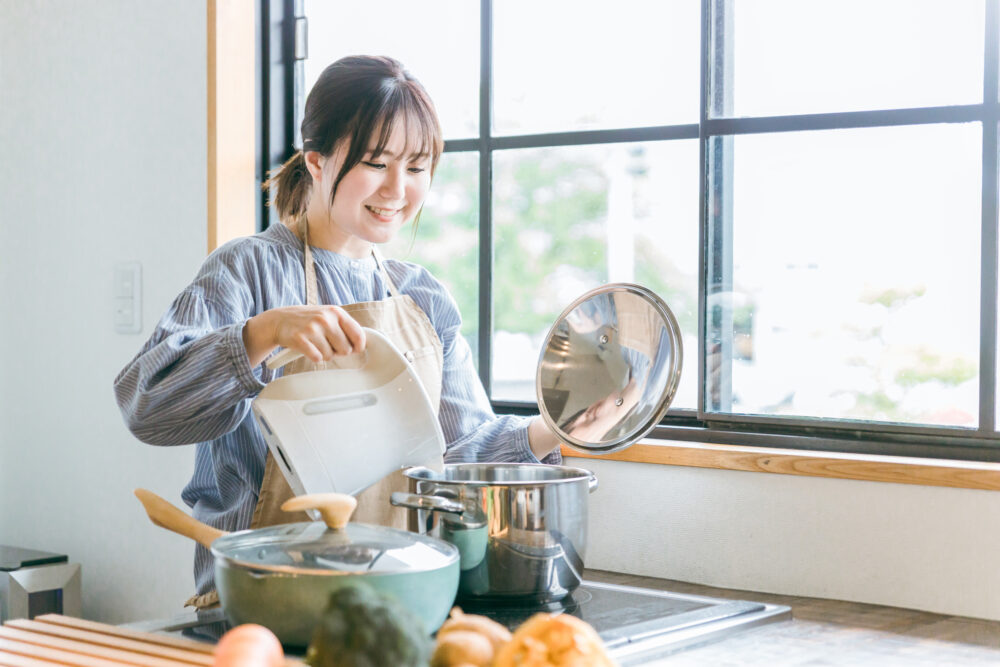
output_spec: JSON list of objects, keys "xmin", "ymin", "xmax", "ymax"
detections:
[{"xmin": 242, "ymin": 305, "xmax": 366, "ymax": 368}]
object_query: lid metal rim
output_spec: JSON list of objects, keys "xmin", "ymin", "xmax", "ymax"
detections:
[
  {"xmin": 535, "ymin": 282, "xmax": 684, "ymax": 453},
  {"xmin": 210, "ymin": 525, "xmax": 460, "ymax": 576},
  {"xmin": 210, "ymin": 548, "xmax": 459, "ymax": 577},
  {"xmin": 403, "ymin": 463, "xmax": 596, "ymax": 485}
]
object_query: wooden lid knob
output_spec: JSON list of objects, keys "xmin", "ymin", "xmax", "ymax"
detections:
[{"xmin": 280, "ymin": 493, "xmax": 357, "ymax": 530}]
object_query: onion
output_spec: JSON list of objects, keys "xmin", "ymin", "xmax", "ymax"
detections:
[{"xmin": 213, "ymin": 623, "xmax": 285, "ymax": 667}]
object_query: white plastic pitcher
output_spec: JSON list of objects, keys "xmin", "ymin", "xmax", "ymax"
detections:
[{"xmin": 251, "ymin": 328, "xmax": 445, "ymax": 498}]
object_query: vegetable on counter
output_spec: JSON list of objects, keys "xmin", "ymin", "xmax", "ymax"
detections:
[
  {"xmin": 431, "ymin": 608, "xmax": 512, "ymax": 667},
  {"xmin": 304, "ymin": 583, "xmax": 431, "ymax": 667},
  {"xmin": 213, "ymin": 623, "xmax": 285, "ymax": 667},
  {"xmin": 493, "ymin": 612, "xmax": 618, "ymax": 667}
]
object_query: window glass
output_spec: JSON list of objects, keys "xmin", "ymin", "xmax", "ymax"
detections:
[
  {"xmin": 707, "ymin": 123, "xmax": 981, "ymax": 426},
  {"xmin": 304, "ymin": 0, "xmax": 479, "ymax": 139},
  {"xmin": 384, "ymin": 152, "xmax": 481, "ymax": 362},
  {"xmin": 722, "ymin": 0, "xmax": 984, "ymax": 117},
  {"xmin": 493, "ymin": 0, "xmax": 700, "ymax": 135},
  {"xmin": 292, "ymin": 1, "xmax": 998, "ymax": 449},
  {"xmin": 491, "ymin": 141, "xmax": 699, "ymax": 407}
]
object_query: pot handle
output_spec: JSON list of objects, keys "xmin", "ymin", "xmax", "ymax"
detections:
[
  {"xmin": 390, "ymin": 492, "xmax": 465, "ymax": 515},
  {"xmin": 588, "ymin": 472, "xmax": 599, "ymax": 493}
]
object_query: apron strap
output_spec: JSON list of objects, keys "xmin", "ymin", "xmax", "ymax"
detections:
[
  {"xmin": 299, "ymin": 215, "xmax": 400, "ymax": 303},
  {"xmin": 299, "ymin": 215, "xmax": 321, "ymax": 307},
  {"xmin": 371, "ymin": 245, "xmax": 401, "ymax": 298}
]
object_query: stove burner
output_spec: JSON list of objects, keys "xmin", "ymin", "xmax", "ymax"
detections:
[{"xmin": 457, "ymin": 588, "xmax": 594, "ymax": 615}]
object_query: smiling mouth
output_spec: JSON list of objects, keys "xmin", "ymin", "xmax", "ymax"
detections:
[{"xmin": 366, "ymin": 205, "xmax": 401, "ymax": 219}]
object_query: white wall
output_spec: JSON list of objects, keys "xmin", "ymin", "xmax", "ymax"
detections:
[
  {"xmin": 0, "ymin": 0, "xmax": 206, "ymax": 624},
  {"xmin": 1, "ymin": 0, "xmax": 998, "ymax": 628},
  {"xmin": 582, "ymin": 459, "xmax": 1000, "ymax": 621}
]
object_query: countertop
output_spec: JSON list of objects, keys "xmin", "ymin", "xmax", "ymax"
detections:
[
  {"xmin": 588, "ymin": 570, "xmax": 1000, "ymax": 665},
  {"xmin": 122, "ymin": 570, "xmax": 1000, "ymax": 665}
]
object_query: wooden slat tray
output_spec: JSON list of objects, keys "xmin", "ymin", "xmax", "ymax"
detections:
[{"xmin": 0, "ymin": 615, "xmax": 303, "ymax": 666}]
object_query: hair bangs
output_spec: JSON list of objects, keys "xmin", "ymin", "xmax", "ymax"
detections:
[
  {"xmin": 367, "ymin": 86, "xmax": 443, "ymax": 170},
  {"xmin": 329, "ymin": 68, "xmax": 444, "ymax": 206}
]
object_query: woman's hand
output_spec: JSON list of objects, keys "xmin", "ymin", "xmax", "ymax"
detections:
[
  {"xmin": 242, "ymin": 305, "xmax": 366, "ymax": 368},
  {"xmin": 527, "ymin": 416, "xmax": 563, "ymax": 460}
]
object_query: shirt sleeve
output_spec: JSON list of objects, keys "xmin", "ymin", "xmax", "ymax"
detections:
[
  {"xmin": 113, "ymin": 250, "xmax": 270, "ymax": 446},
  {"xmin": 416, "ymin": 274, "xmax": 561, "ymax": 466}
]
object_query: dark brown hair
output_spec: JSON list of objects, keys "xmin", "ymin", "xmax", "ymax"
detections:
[{"xmin": 264, "ymin": 55, "xmax": 444, "ymax": 223}]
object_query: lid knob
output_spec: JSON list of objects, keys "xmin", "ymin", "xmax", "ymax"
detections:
[{"xmin": 280, "ymin": 493, "xmax": 357, "ymax": 530}]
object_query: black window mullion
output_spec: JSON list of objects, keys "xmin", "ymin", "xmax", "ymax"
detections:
[
  {"xmin": 697, "ymin": 0, "xmax": 710, "ymax": 416},
  {"xmin": 706, "ymin": 105, "xmax": 985, "ymax": 135},
  {"xmin": 490, "ymin": 125, "xmax": 699, "ymax": 149},
  {"xmin": 478, "ymin": 0, "xmax": 494, "ymax": 392},
  {"xmin": 980, "ymin": 0, "xmax": 999, "ymax": 435},
  {"xmin": 291, "ymin": 0, "xmax": 306, "ymax": 149},
  {"xmin": 259, "ymin": 0, "xmax": 298, "ymax": 231},
  {"xmin": 703, "ymin": 0, "xmax": 735, "ymax": 415}
]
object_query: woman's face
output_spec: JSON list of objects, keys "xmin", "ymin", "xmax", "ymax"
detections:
[{"xmin": 307, "ymin": 121, "xmax": 433, "ymax": 257}]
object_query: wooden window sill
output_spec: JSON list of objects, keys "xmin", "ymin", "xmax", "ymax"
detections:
[{"xmin": 560, "ymin": 441, "xmax": 1000, "ymax": 491}]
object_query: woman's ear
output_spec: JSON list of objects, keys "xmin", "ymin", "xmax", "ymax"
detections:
[{"xmin": 303, "ymin": 151, "xmax": 325, "ymax": 183}]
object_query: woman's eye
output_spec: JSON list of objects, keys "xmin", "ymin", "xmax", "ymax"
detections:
[
  {"xmin": 408, "ymin": 166, "xmax": 427, "ymax": 174},
  {"xmin": 362, "ymin": 161, "xmax": 386, "ymax": 170}
]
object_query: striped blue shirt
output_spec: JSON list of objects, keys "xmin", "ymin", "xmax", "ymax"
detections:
[{"xmin": 113, "ymin": 222, "xmax": 559, "ymax": 594}]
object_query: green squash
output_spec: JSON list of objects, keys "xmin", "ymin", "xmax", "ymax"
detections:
[{"xmin": 305, "ymin": 583, "xmax": 432, "ymax": 667}]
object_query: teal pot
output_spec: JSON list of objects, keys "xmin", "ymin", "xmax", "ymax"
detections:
[
  {"xmin": 135, "ymin": 490, "xmax": 459, "ymax": 647},
  {"xmin": 212, "ymin": 519, "xmax": 458, "ymax": 646}
]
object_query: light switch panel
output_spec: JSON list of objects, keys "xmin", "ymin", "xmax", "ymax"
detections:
[{"xmin": 114, "ymin": 262, "xmax": 142, "ymax": 334}]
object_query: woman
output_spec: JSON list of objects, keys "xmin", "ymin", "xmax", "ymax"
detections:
[{"xmin": 114, "ymin": 55, "xmax": 562, "ymax": 605}]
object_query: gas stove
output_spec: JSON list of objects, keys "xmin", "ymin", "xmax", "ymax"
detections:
[{"xmin": 125, "ymin": 580, "xmax": 790, "ymax": 665}]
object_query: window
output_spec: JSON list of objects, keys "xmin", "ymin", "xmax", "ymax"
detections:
[{"xmin": 267, "ymin": 0, "xmax": 1000, "ymax": 461}]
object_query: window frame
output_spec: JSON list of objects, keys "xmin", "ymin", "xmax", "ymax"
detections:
[{"xmin": 266, "ymin": 0, "xmax": 1000, "ymax": 462}]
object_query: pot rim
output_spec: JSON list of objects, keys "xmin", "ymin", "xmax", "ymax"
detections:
[
  {"xmin": 403, "ymin": 462, "xmax": 595, "ymax": 486},
  {"xmin": 210, "ymin": 523, "xmax": 459, "ymax": 577}
]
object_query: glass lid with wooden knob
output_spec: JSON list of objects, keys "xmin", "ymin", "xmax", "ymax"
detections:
[{"xmin": 210, "ymin": 493, "xmax": 458, "ymax": 575}]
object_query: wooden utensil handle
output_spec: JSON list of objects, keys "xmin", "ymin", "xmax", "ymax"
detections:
[
  {"xmin": 281, "ymin": 493, "xmax": 357, "ymax": 530},
  {"xmin": 134, "ymin": 488, "xmax": 226, "ymax": 549}
]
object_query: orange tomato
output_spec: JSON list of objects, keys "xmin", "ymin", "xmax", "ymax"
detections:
[{"xmin": 213, "ymin": 623, "xmax": 285, "ymax": 667}]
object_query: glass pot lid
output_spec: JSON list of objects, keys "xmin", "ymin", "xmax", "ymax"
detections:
[
  {"xmin": 536, "ymin": 283, "xmax": 683, "ymax": 454},
  {"xmin": 211, "ymin": 521, "xmax": 458, "ymax": 576}
]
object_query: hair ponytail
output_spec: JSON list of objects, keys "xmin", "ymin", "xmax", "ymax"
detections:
[{"xmin": 263, "ymin": 150, "xmax": 311, "ymax": 223}]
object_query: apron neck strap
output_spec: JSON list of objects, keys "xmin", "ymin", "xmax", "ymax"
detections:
[
  {"xmin": 371, "ymin": 245, "xmax": 401, "ymax": 298},
  {"xmin": 299, "ymin": 216, "xmax": 320, "ymax": 307},
  {"xmin": 298, "ymin": 216, "xmax": 401, "ymax": 305}
]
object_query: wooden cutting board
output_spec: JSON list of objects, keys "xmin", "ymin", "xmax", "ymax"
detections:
[{"xmin": 0, "ymin": 614, "xmax": 304, "ymax": 666}]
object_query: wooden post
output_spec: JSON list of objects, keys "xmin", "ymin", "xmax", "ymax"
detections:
[{"xmin": 207, "ymin": 0, "xmax": 256, "ymax": 254}]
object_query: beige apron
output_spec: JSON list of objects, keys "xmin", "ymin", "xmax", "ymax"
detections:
[{"xmin": 186, "ymin": 220, "xmax": 444, "ymax": 609}]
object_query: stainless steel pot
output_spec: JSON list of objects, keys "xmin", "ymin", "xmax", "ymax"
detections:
[
  {"xmin": 391, "ymin": 463, "xmax": 597, "ymax": 604},
  {"xmin": 135, "ymin": 489, "xmax": 459, "ymax": 646},
  {"xmin": 391, "ymin": 283, "xmax": 683, "ymax": 603}
]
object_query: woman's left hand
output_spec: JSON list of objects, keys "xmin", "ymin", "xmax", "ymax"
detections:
[{"xmin": 527, "ymin": 417, "xmax": 562, "ymax": 460}]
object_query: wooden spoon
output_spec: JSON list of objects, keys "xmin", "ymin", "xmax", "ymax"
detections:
[{"xmin": 133, "ymin": 489, "xmax": 359, "ymax": 548}]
